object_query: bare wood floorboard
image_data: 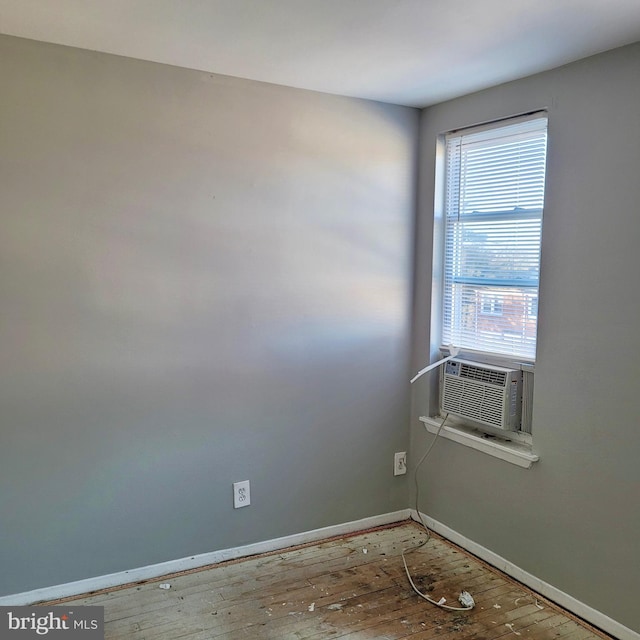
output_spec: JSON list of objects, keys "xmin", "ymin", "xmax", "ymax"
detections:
[{"xmin": 56, "ymin": 522, "xmax": 612, "ymax": 639}]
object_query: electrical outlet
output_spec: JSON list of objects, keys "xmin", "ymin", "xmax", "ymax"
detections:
[
  {"xmin": 233, "ymin": 480, "xmax": 250, "ymax": 508},
  {"xmin": 394, "ymin": 452, "xmax": 407, "ymax": 476}
]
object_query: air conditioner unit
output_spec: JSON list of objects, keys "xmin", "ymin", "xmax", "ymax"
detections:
[{"xmin": 440, "ymin": 359, "xmax": 522, "ymax": 431}]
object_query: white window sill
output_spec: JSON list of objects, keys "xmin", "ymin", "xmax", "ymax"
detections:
[{"xmin": 419, "ymin": 416, "xmax": 539, "ymax": 469}]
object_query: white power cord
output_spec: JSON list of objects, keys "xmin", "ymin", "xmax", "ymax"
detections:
[{"xmin": 403, "ymin": 346, "xmax": 475, "ymax": 612}]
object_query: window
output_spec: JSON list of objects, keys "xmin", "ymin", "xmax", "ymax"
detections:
[
  {"xmin": 480, "ymin": 293, "xmax": 503, "ymax": 316},
  {"xmin": 440, "ymin": 114, "xmax": 548, "ymax": 361}
]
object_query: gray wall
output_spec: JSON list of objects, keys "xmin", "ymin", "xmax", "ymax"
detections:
[
  {"xmin": 413, "ymin": 43, "xmax": 640, "ymax": 631},
  {"xmin": 0, "ymin": 35, "xmax": 417, "ymax": 596}
]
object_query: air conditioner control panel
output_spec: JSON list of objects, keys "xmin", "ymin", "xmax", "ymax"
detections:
[{"xmin": 445, "ymin": 360, "xmax": 461, "ymax": 376}]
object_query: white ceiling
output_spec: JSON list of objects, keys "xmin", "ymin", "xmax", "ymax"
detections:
[{"xmin": 1, "ymin": 0, "xmax": 640, "ymax": 107}]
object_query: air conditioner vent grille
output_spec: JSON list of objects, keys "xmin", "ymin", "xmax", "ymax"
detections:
[
  {"xmin": 459, "ymin": 364, "xmax": 507, "ymax": 386},
  {"xmin": 442, "ymin": 378, "xmax": 506, "ymax": 428}
]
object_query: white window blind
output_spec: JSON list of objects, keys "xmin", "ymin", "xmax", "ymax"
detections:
[{"xmin": 442, "ymin": 114, "xmax": 548, "ymax": 360}]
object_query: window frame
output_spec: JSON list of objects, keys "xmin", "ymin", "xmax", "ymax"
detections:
[{"xmin": 432, "ymin": 111, "xmax": 548, "ymax": 368}]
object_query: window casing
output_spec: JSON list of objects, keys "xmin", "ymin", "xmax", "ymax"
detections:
[{"xmin": 440, "ymin": 114, "xmax": 548, "ymax": 362}]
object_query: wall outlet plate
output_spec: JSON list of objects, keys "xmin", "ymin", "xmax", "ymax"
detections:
[
  {"xmin": 394, "ymin": 452, "xmax": 407, "ymax": 476},
  {"xmin": 233, "ymin": 480, "xmax": 250, "ymax": 508}
]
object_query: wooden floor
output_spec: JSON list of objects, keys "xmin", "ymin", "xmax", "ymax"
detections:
[{"xmin": 59, "ymin": 522, "xmax": 611, "ymax": 639}]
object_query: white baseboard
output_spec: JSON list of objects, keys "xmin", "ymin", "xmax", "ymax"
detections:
[
  {"xmin": 0, "ymin": 509, "xmax": 411, "ymax": 607},
  {"xmin": 411, "ymin": 510, "xmax": 639, "ymax": 640}
]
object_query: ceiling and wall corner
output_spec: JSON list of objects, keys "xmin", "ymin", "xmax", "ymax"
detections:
[
  {"xmin": 1, "ymin": 0, "xmax": 640, "ymax": 107},
  {"xmin": 2, "ymin": 2, "xmax": 640, "ymax": 634}
]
